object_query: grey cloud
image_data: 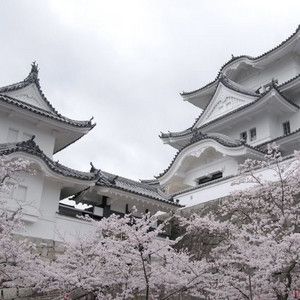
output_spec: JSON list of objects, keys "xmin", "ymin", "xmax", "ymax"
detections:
[{"xmin": 0, "ymin": 0, "xmax": 299, "ymax": 180}]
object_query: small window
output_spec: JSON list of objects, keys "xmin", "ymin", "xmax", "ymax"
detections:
[
  {"xmin": 249, "ymin": 128, "xmax": 257, "ymax": 141},
  {"xmin": 240, "ymin": 131, "xmax": 247, "ymax": 142},
  {"xmin": 282, "ymin": 121, "xmax": 290, "ymax": 136},
  {"xmin": 7, "ymin": 128, "xmax": 19, "ymax": 143},
  {"xmin": 197, "ymin": 171, "xmax": 223, "ymax": 185}
]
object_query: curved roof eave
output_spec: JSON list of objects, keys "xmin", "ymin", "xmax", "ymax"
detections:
[
  {"xmin": 88, "ymin": 166, "xmax": 180, "ymax": 206},
  {"xmin": 163, "ymin": 85, "xmax": 300, "ymax": 146},
  {"xmin": 0, "ymin": 63, "xmax": 95, "ymax": 130},
  {"xmin": 155, "ymin": 135, "xmax": 265, "ymax": 181},
  {"xmin": 162, "ymin": 77, "xmax": 259, "ymax": 139},
  {"xmin": 180, "ymin": 25, "xmax": 300, "ymax": 98},
  {"xmin": 0, "ymin": 94, "xmax": 95, "ymax": 130},
  {"xmin": 0, "ymin": 139, "xmax": 97, "ymax": 181},
  {"xmin": 278, "ymin": 73, "xmax": 300, "ymax": 92}
]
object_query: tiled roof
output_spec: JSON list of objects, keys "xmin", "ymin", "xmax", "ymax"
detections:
[
  {"xmin": 161, "ymin": 75, "xmax": 259, "ymax": 139},
  {"xmin": 0, "ymin": 63, "xmax": 95, "ymax": 129},
  {"xmin": 0, "ymin": 94, "xmax": 94, "ymax": 128},
  {"xmin": 191, "ymin": 85, "xmax": 299, "ymax": 130},
  {"xmin": 90, "ymin": 165, "xmax": 181, "ymax": 206},
  {"xmin": 161, "ymin": 86, "xmax": 299, "ymax": 142},
  {"xmin": 181, "ymin": 25, "xmax": 300, "ymax": 97},
  {"xmin": 255, "ymin": 128, "xmax": 300, "ymax": 153},
  {"xmin": 155, "ymin": 132, "xmax": 266, "ymax": 179},
  {"xmin": 0, "ymin": 138, "xmax": 97, "ymax": 181}
]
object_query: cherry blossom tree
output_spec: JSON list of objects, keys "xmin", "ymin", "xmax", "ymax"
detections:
[
  {"xmin": 46, "ymin": 212, "xmax": 211, "ymax": 300},
  {"xmin": 181, "ymin": 144, "xmax": 300, "ymax": 300},
  {"xmin": 0, "ymin": 157, "xmax": 44, "ymax": 289}
]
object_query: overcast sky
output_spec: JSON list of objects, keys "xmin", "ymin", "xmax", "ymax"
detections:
[{"xmin": 0, "ymin": 0, "xmax": 299, "ymax": 181}]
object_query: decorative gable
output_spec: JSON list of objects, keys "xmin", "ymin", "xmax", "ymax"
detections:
[
  {"xmin": 195, "ymin": 82, "xmax": 258, "ymax": 127},
  {"xmin": 3, "ymin": 83, "xmax": 53, "ymax": 112}
]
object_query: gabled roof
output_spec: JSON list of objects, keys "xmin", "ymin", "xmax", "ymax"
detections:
[
  {"xmin": 0, "ymin": 63, "xmax": 95, "ymax": 130},
  {"xmin": 160, "ymin": 75, "xmax": 257, "ymax": 140},
  {"xmin": 89, "ymin": 164, "xmax": 181, "ymax": 206},
  {"xmin": 0, "ymin": 93, "xmax": 95, "ymax": 129},
  {"xmin": 0, "ymin": 63, "xmax": 57, "ymax": 113},
  {"xmin": 180, "ymin": 25, "xmax": 300, "ymax": 99},
  {"xmin": 0, "ymin": 138, "xmax": 97, "ymax": 181},
  {"xmin": 156, "ymin": 133, "xmax": 266, "ymax": 180},
  {"xmin": 161, "ymin": 86, "xmax": 299, "ymax": 148}
]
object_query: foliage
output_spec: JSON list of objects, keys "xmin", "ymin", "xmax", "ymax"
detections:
[
  {"xmin": 182, "ymin": 144, "xmax": 300, "ymax": 300},
  {"xmin": 0, "ymin": 157, "xmax": 44, "ymax": 289}
]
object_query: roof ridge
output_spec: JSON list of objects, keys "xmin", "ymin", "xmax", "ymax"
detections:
[
  {"xmin": 0, "ymin": 62, "xmax": 59, "ymax": 115},
  {"xmin": 0, "ymin": 138, "xmax": 96, "ymax": 180},
  {"xmin": 155, "ymin": 133, "xmax": 265, "ymax": 179},
  {"xmin": 0, "ymin": 93, "xmax": 95, "ymax": 128},
  {"xmin": 181, "ymin": 25, "xmax": 300, "ymax": 97}
]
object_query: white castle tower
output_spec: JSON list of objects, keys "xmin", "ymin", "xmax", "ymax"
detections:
[
  {"xmin": 154, "ymin": 26, "xmax": 300, "ymax": 208},
  {"xmin": 0, "ymin": 63, "xmax": 180, "ymax": 241}
]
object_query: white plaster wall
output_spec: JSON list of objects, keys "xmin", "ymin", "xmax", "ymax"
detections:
[
  {"xmin": 3, "ymin": 84, "xmax": 52, "ymax": 112},
  {"xmin": 238, "ymin": 56, "xmax": 300, "ymax": 90},
  {"xmin": 0, "ymin": 113, "xmax": 55, "ymax": 157},
  {"xmin": 4, "ymin": 172, "xmax": 44, "ymax": 218},
  {"xmin": 177, "ymin": 156, "xmax": 295, "ymax": 208},
  {"xmin": 183, "ymin": 157, "xmax": 238, "ymax": 187},
  {"xmin": 219, "ymin": 112, "xmax": 273, "ymax": 146}
]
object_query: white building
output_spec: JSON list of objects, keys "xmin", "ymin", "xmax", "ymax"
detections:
[
  {"xmin": 0, "ymin": 63, "xmax": 180, "ymax": 241},
  {"xmin": 155, "ymin": 25, "xmax": 300, "ymax": 208},
  {"xmin": 1, "ymin": 26, "xmax": 300, "ymax": 241}
]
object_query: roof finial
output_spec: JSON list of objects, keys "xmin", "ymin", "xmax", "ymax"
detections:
[
  {"xmin": 90, "ymin": 162, "xmax": 97, "ymax": 173},
  {"xmin": 31, "ymin": 61, "xmax": 39, "ymax": 74},
  {"xmin": 29, "ymin": 135, "xmax": 36, "ymax": 141},
  {"xmin": 271, "ymin": 77, "xmax": 278, "ymax": 86}
]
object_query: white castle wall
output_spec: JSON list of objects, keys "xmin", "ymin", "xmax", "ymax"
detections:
[
  {"xmin": 0, "ymin": 112, "xmax": 55, "ymax": 157},
  {"xmin": 177, "ymin": 156, "xmax": 295, "ymax": 208},
  {"xmin": 183, "ymin": 156, "xmax": 238, "ymax": 187},
  {"xmin": 238, "ymin": 55, "xmax": 300, "ymax": 90}
]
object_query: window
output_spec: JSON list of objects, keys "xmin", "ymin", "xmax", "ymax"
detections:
[
  {"xmin": 240, "ymin": 131, "xmax": 247, "ymax": 142},
  {"xmin": 282, "ymin": 121, "xmax": 290, "ymax": 136},
  {"xmin": 197, "ymin": 171, "xmax": 223, "ymax": 185},
  {"xmin": 7, "ymin": 128, "xmax": 19, "ymax": 143},
  {"xmin": 250, "ymin": 128, "xmax": 257, "ymax": 141}
]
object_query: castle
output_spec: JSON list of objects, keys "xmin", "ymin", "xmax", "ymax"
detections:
[{"xmin": 1, "ymin": 26, "xmax": 300, "ymax": 240}]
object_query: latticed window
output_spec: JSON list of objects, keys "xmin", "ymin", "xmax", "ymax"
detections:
[
  {"xmin": 240, "ymin": 131, "xmax": 247, "ymax": 142},
  {"xmin": 282, "ymin": 121, "xmax": 290, "ymax": 135},
  {"xmin": 250, "ymin": 128, "xmax": 256, "ymax": 141},
  {"xmin": 197, "ymin": 171, "xmax": 223, "ymax": 185}
]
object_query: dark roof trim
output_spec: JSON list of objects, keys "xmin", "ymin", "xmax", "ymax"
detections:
[
  {"xmin": 161, "ymin": 86, "xmax": 298, "ymax": 142},
  {"xmin": 155, "ymin": 133, "xmax": 266, "ymax": 179},
  {"xmin": 255, "ymin": 128, "xmax": 300, "ymax": 152},
  {"xmin": 89, "ymin": 165, "xmax": 181, "ymax": 206},
  {"xmin": 278, "ymin": 73, "xmax": 300, "ymax": 91},
  {"xmin": 97, "ymin": 182, "xmax": 182, "ymax": 207},
  {"xmin": 0, "ymin": 63, "xmax": 58, "ymax": 114},
  {"xmin": 0, "ymin": 63, "xmax": 95, "ymax": 129},
  {"xmin": 193, "ymin": 85, "xmax": 299, "ymax": 130},
  {"xmin": 181, "ymin": 25, "xmax": 300, "ymax": 97},
  {"xmin": 161, "ymin": 76, "xmax": 258, "ymax": 139},
  {"xmin": 0, "ymin": 94, "xmax": 95, "ymax": 129},
  {"xmin": 0, "ymin": 139, "xmax": 97, "ymax": 181}
]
